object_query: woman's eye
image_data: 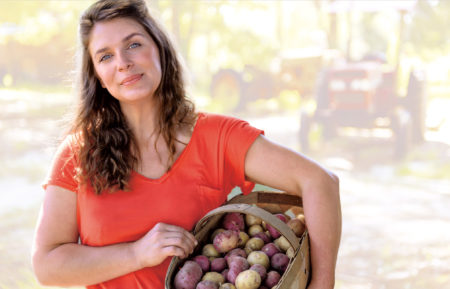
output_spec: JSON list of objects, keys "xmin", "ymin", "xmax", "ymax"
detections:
[
  {"xmin": 129, "ymin": 42, "xmax": 141, "ymax": 49},
  {"xmin": 99, "ymin": 54, "xmax": 112, "ymax": 62}
]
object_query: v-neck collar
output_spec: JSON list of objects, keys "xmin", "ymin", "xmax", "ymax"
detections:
[{"xmin": 132, "ymin": 113, "xmax": 204, "ymax": 184}]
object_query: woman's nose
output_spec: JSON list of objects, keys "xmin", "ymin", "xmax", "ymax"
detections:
[{"xmin": 117, "ymin": 52, "xmax": 133, "ymax": 71}]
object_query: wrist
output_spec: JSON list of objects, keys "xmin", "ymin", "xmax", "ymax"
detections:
[
  {"xmin": 307, "ymin": 276, "xmax": 335, "ymax": 289},
  {"xmin": 128, "ymin": 241, "xmax": 143, "ymax": 270}
]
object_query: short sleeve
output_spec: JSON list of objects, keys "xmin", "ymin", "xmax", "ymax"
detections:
[
  {"xmin": 222, "ymin": 117, "xmax": 264, "ymax": 195},
  {"xmin": 42, "ymin": 135, "xmax": 79, "ymax": 192}
]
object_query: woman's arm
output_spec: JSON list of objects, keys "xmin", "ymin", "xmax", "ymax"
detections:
[
  {"xmin": 32, "ymin": 185, "xmax": 197, "ymax": 287},
  {"xmin": 244, "ymin": 135, "xmax": 341, "ymax": 289}
]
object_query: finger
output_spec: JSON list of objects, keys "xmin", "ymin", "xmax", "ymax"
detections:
[
  {"xmin": 155, "ymin": 223, "xmax": 185, "ymax": 232},
  {"xmin": 156, "ymin": 223, "xmax": 198, "ymax": 246},
  {"xmin": 158, "ymin": 231, "xmax": 195, "ymax": 245},
  {"xmin": 155, "ymin": 232, "xmax": 196, "ymax": 251},
  {"xmin": 180, "ymin": 231, "xmax": 198, "ymax": 247},
  {"xmin": 162, "ymin": 245, "xmax": 191, "ymax": 259},
  {"xmin": 162, "ymin": 236, "xmax": 195, "ymax": 254}
]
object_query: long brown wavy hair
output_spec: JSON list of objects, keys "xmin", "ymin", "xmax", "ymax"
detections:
[{"xmin": 71, "ymin": 0, "xmax": 196, "ymax": 194}]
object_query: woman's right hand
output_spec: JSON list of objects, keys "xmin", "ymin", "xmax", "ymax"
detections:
[{"xmin": 132, "ymin": 223, "xmax": 198, "ymax": 268}]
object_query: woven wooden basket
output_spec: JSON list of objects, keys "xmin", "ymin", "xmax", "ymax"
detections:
[{"xmin": 165, "ymin": 191, "xmax": 310, "ymax": 289}]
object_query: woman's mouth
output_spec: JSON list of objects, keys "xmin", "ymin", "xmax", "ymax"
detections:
[{"xmin": 120, "ymin": 74, "xmax": 143, "ymax": 86}]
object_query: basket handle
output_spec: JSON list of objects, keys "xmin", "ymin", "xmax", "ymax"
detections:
[
  {"xmin": 193, "ymin": 203, "xmax": 300, "ymax": 250},
  {"xmin": 227, "ymin": 191, "xmax": 303, "ymax": 208}
]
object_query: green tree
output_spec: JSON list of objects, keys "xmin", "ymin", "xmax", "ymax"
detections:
[{"xmin": 407, "ymin": 0, "xmax": 450, "ymax": 61}]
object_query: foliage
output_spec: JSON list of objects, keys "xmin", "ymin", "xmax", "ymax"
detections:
[
  {"xmin": 0, "ymin": 1, "xmax": 93, "ymax": 85},
  {"xmin": 406, "ymin": 0, "xmax": 450, "ymax": 61},
  {"xmin": 0, "ymin": 0, "xmax": 449, "ymax": 94}
]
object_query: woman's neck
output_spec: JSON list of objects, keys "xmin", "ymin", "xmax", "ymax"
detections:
[{"xmin": 119, "ymin": 99, "xmax": 160, "ymax": 147}]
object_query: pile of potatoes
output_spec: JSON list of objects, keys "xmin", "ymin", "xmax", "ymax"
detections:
[{"xmin": 173, "ymin": 211, "xmax": 306, "ymax": 289}]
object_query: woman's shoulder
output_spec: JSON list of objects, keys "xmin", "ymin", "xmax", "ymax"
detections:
[
  {"xmin": 60, "ymin": 133, "xmax": 81, "ymax": 149},
  {"xmin": 52, "ymin": 133, "xmax": 82, "ymax": 161},
  {"xmin": 196, "ymin": 112, "xmax": 247, "ymax": 129}
]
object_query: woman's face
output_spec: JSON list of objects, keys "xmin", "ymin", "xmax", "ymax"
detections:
[{"xmin": 88, "ymin": 17, "xmax": 162, "ymax": 105}]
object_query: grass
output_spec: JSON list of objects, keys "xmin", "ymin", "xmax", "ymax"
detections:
[
  {"xmin": 397, "ymin": 160, "xmax": 450, "ymax": 179},
  {"xmin": 395, "ymin": 142, "xmax": 450, "ymax": 180}
]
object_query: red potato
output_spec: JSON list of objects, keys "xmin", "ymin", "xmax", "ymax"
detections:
[
  {"xmin": 235, "ymin": 269, "xmax": 261, "ymax": 289},
  {"xmin": 227, "ymin": 256, "xmax": 250, "ymax": 284},
  {"xmin": 274, "ymin": 214, "xmax": 288, "ymax": 223},
  {"xmin": 253, "ymin": 232, "xmax": 271, "ymax": 244},
  {"xmin": 266, "ymin": 224, "xmax": 281, "ymax": 239},
  {"xmin": 196, "ymin": 280, "xmax": 219, "ymax": 289},
  {"xmin": 223, "ymin": 213, "xmax": 245, "ymax": 231},
  {"xmin": 193, "ymin": 255, "xmax": 210, "ymax": 272},
  {"xmin": 270, "ymin": 253, "xmax": 290, "ymax": 273},
  {"xmin": 211, "ymin": 258, "xmax": 227, "ymax": 272},
  {"xmin": 213, "ymin": 230, "xmax": 240, "ymax": 253},
  {"xmin": 261, "ymin": 243, "xmax": 280, "ymax": 258},
  {"xmin": 247, "ymin": 251, "xmax": 270, "ymax": 269},
  {"xmin": 225, "ymin": 248, "xmax": 247, "ymax": 261},
  {"xmin": 287, "ymin": 218, "xmax": 306, "ymax": 237},
  {"xmin": 266, "ymin": 214, "xmax": 289, "ymax": 239},
  {"xmin": 264, "ymin": 271, "xmax": 281, "ymax": 288},
  {"xmin": 227, "ymin": 267, "xmax": 240, "ymax": 285},
  {"xmin": 174, "ymin": 261, "xmax": 203, "ymax": 289},
  {"xmin": 227, "ymin": 256, "xmax": 250, "ymax": 272},
  {"xmin": 249, "ymin": 264, "xmax": 267, "ymax": 281},
  {"xmin": 221, "ymin": 269, "xmax": 229, "ymax": 282},
  {"xmin": 211, "ymin": 228, "xmax": 226, "ymax": 241}
]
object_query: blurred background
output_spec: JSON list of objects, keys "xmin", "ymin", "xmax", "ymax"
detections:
[{"xmin": 0, "ymin": 0, "xmax": 449, "ymax": 288}]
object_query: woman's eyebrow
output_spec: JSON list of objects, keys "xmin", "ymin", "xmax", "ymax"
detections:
[
  {"xmin": 123, "ymin": 32, "xmax": 145, "ymax": 42},
  {"xmin": 94, "ymin": 32, "xmax": 145, "ymax": 57}
]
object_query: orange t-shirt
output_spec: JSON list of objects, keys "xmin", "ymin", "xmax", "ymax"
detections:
[{"xmin": 43, "ymin": 112, "xmax": 264, "ymax": 289}]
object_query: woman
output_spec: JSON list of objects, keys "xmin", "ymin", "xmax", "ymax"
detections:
[{"xmin": 31, "ymin": 1, "xmax": 341, "ymax": 288}]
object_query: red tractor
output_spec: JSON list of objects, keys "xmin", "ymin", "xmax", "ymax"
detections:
[{"xmin": 299, "ymin": 58, "xmax": 426, "ymax": 159}]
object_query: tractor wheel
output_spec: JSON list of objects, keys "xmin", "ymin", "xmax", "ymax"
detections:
[
  {"xmin": 322, "ymin": 119, "xmax": 337, "ymax": 141},
  {"xmin": 405, "ymin": 69, "xmax": 426, "ymax": 144},
  {"xmin": 210, "ymin": 69, "xmax": 244, "ymax": 112},
  {"xmin": 392, "ymin": 110, "xmax": 412, "ymax": 160}
]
